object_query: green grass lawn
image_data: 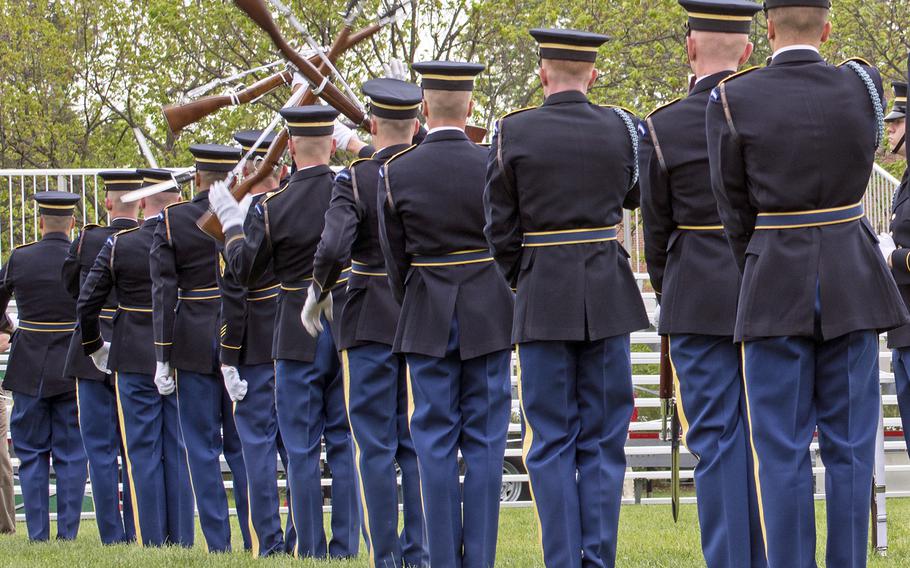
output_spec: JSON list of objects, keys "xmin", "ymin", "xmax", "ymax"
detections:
[{"xmin": 2, "ymin": 501, "xmax": 910, "ymax": 567}]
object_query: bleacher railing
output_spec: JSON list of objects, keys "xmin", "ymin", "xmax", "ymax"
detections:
[{"xmin": 0, "ymin": 166, "xmax": 905, "ymax": 545}]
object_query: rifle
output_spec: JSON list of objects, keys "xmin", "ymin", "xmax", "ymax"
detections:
[
  {"xmin": 658, "ymin": 335, "xmax": 680, "ymax": 522},
  {"xmin": 196, "ymin": 2, "xmax": 366, "ymax": 240},
  {"xmin": 162, "ymin": 0, "xmax": 406, "ymax": 136},
  {"xmin": 234, "ymin": 0, "xmax": 370, "ymax": 130},
  {"xmin": 871, "ymin": 404, "xmax": 888, "ymax": 555}
]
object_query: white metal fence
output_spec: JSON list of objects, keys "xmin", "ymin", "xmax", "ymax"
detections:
[{"xmin": 0, "ymin": 167, "xmax": 906, "ymax": 546}]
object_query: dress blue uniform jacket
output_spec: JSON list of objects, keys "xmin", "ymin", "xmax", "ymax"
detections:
[
  {"xmin": 78, "ymin": 219, "xmax": 160, "ymax": 374},
  {"xmin": 219, "ymin": 192, "xmax": 282, "ymax": 367},
  {"xmin": 312, "ymin": 145, "xmax": 410, "ymax": 350},
  {"xmin": 639, "ymin": 72, "xmax": 740, "ymax": 336},
  {"xmin": 222, "ymin": 165, "xmax": 348, "ymax": 362},
  {"xmin": 484, "ymin": 91, "xmax": 647, "ymax": 342},
  {"xmin": 378, "ymin": 129, "xmax": 514, "ymax": 359},
  {"xmin": 887, "ymin": 169, "xmax": 910, "ymax": 348},
  {"xmin": 707, "ymin": 50, "xmax": 909, "ymax": 340},
  {"xmin": 62, "ymin": 218, "xmax": 138, "ymax": 380},
  {"xmin": 0, "ymin": 233, "xmax": 78, "ymax": 397},
  {"xmin": 151, "ymin": 192, "xmax": 223, "ymax": 372}
]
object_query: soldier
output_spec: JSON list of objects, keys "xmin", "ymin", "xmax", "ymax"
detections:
[
  {"xmin": 706, "ymin": 2, "xmax": 909, "ymax": 566},
  {"xmin": 303, "ymin": 78, "xmax": 429, "ymax": 568},
  {"xmin": 0, "ymin": 192, "xmax": 88, "ymax": 541},
  {"xmin": 78, "ymin": 170, "xmax": 194, "ymax": 547},
  {"xmin": 377, "ymin": 61, "xmax": 514, "ymax": 568},
  {"xmin": 484, "ymin": 29, "xmax": 647, "ymax": 568},
  {"xmin": 638, "ymin": 2, "xmax": 765, "ymax": 566},
  {"xmin": 150, "ymin": 146, "xmax": 251, "ymax": 553},
  {"xmin": 208, "ymin": 108, "xmax": 359, "ymax": 560},
  {"xmin": 878, "ymin": 82, "xmax": 910, "ymax": 458},
  {"xmin": 220, "ymin": 129, "xmax": 296, "ymax": 557},
  {"xmin": 61, "ymin": 170, "xmax": 139, "ymax": 545}
]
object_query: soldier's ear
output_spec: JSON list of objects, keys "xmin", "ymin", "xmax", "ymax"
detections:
[
  {"xmin": 766, "ymin": 17, "xmax": 776, "ymax": 42},
  {"xmin": 685, "ymin": 34, "xmax": 696, "ymax": 64},
  {"xmin": 820, "ymin": 21, "xmax": 832, "ymax": 44},
  {"xmin": 739, "ymin": 42, "xmax": 754, "ymax": 66},
  {"xmin": 412, "ymin": 119, "xmax": 420, "ymax": 137},
  {"xmin": 69, "ymin": 216, "xmax": 76, "ymax": 232},
  {"xmin": 538, "ymin": 66, "xmax": 549, "ymax": 89},
  {"xmin": 467, "ymin": 99, "xmax": 475, "ymax": 120},
  {"xmin": 104, "ymin": 196, "xmax": 114, "ymax": 213},
  {"xmin": 422, "ymin": 99, "xmax": 430, "ymax": 121},
  {"xmin": 587, "ymin": 68, "xmax": 598, "ymax": 91}
]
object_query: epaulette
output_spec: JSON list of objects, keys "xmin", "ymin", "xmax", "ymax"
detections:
[
  {"xmin": 114, "ymin": 226, "xmax": 140, "ymax": 238},
  {"xmin": 499, "ymin": 106, "xmax": 537, "ymax": 121},
  {"xmin": 646, "ymin": 97, "xmax": 683, "ymax": 119},
  {"xmin": 263, "ymin": 184, "xmax": 288, "ymax": 205},
  {"xmin": 383, "ymin": 144, "xmax": 418, "ymax": 169},
  {"xmin": 602, "ymin": 104, "xmax": 637, "ymax": 117},
  {"xmin": 719, "ymin": 66, "xmax": 760, "ymax": 85},
  {"xmin": 839, "ymin": 57, "xmax": 873, "ymax": 67},
  {"xmin": 350, "ymin": 157, "xmax": 371, "ymax": 169},
  {"xmin": 13, "ymin": 240, "xmax": 39, "ymax": 250}
]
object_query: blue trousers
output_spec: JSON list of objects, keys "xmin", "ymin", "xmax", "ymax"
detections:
[
  {"xmin": 342, "ymin": 343, "xmax": 428, "ymax": 568},
  {"xmin": 116, "ymin": 372, "xmax": 194, "ymax": 547},
  {"xmin": 276, "ymin": 433, "xmax": 297, "ymax": 554},
  {"xmin": 76, "ymin": 378, "xmax": 135, "ymax": 544},
  {"xmin": 174, "ymin": 369, "xmax": 251, "ymax": 552},
  {"xmin": 406, "ymin": 318, "xmax": 511, "ymax": 568},
  {"xmin": 668, "ymin": 335, "xmax": 766, "ymax": 568},
  {"xmin": 275, "ymin": 323, "xmax": 359, "ymax": 559},
  {"xmin": 891, "ymin": 348, "xmax": 910, "ymax": 457},
  {"xmin": 742, "ymin": 331, "xmax": 879, "ymax": 568},
  {"xmin": 234, "ymin": 362, "xmax": 287, "ymax": 557},
  {"xmin": 10, "ymin": 390, "xmax": 87, "ymax": 541},
  {"xmin": 516, "ymin": 336, "xmax": 633, "ymax": 568}
]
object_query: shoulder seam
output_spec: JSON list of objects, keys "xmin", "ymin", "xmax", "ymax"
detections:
[
  {"xmin": 646, "ymin": 97, "xmax": 683, "ymax": 119},
  {"xmin": 719, "ymin": 66, "xmax": 761, "ymax": 85},
  {"xmin": 838, "ymin": 57, "xmax": 873, "ymax": 67},
  {"xmin": 499, "ymin": 106, "xmax": 537, "ymax": 121}
]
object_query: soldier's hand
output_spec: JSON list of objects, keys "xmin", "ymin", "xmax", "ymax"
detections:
[
  {"xmin": 382, "ymin": 59, "xmax": 408, "ymax": 81},
  {"xmin": 879, "ymin": 233, "xmax": 896, "ymax": 265},
  {"xmin": 208, "ymin": 180, "xmax": 245, "ymax": 232},
  {"xmin": 0, "ymin": 333, "xmax": 9, "ymax": 353},
  {"xmin": 89, "ymin": 341, "xmax": 112, "ymax": 374},
  {"xmin": 301, "ymin": 284, "xmax": 325, "ymax": 338},
  {"xmin": 221, "ymin": 365, "xmax": 248, "ymax": 402},
  {"xmin": 332, "ymin": 121, "xmax": 360, "ymax": 153},
  {"xmin": 649, "ymin": 304, "xmax": 661, "ymax": 329},
  {"xmin": 154, "ymin": 361, "xmax": 176, "ymax": 396},
  {"xmin": 5, "ymin": 311, "xmax": 18, "ymax": 333}
]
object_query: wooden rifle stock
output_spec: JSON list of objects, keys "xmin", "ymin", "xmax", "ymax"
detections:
[
  {"xmin": 465, "ymin": 125, "xmax": 487, "ymax": 144},
  {"xmin": 234, "ymin": 0, "xmax": 370, "ymax": 130},
  {"xmin": 164, "ymin": 70, "xmax": 293, "ymax": 136},
  {"xmin": 197, "ymin": 5, "xmax": 361, "ymax": 241}
]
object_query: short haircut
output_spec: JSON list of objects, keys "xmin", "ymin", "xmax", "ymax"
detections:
[
  {"xmin": 197, "ymin": 169, "xmax": 224, "ymax": 190},
  {"xmin": 42, "ymin": 214, "xmax": 73, "ymax": 233},
  {"xmin": 423, "ymin": 89, "xmax": 472, "ymax": 123},
  {"xmin": 145, "ymin": 191, "xmax": 180, "ymax": 211},
  {"xmin": 540, "ymin": 58, "xmax": 596, "ymax": 84},
  {"xmin": 768, "ymin": 6, "xmax": 829, "ymax": 41},
  {"xmin": 690, "ymin": 30, "xmax": 750, "ymax": 64},
  {"xmin": 290, "ymin": 134, "xmax": 333, "ymax": 164},
  {"xmin": 373, "ymin": 116, "xmax": 417, "ymax": 141}
]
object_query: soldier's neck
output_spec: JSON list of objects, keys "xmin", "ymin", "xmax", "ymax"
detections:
[
  {"xmin": 690, "ymin": 62, "xmax": 738, "ymax": 83},
  {"xmin": 292, "ymin": 159, "xmax": 328, "ymax": 170},
  {"xmin": 373, "ymin": 134, "xmax": 411, "ymax": 152},
  {"xmin": 425, "ymin": 119, "xmax": 466, "ymax": 132}
]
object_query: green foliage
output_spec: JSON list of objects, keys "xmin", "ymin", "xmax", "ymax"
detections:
[{"xmin": 2, "ymin": 0, "xmax": 908, "ymax": 170}]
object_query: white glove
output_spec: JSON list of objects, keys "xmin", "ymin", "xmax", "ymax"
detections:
[
  {"xmin": 5, "ymin": 311, "xmax": 17, "ymax": 333},
  {"xmin": 649, "ymin": 304, "xmax": 661, "ymax": 329},
  {"xmin": 382, "ymin": 59, "xmax": 408, "ymax": 81},
  {"xmin": 222, "ymin": 365, "xmax": 248, "ymax": 402},
  {"xmin": 89, "ymin": 341, "xmax": 112, "ymax": 374},
  {"xmin": 208, "ymin": 180, "xmax": 245, "ymax": 232},
  {"xmin": 332, "ymin": 121, "xmax": 359, "ymax": 153},
  {"xmin": 879, "ymin": 233, "xmax": 897, "ymax": 263},
  {"xmin": 301, "ymin": 284, "xmax": 333, "ymax": 338},
  {"xmin": 154, "ymin": 362, "xmax": 176, "ymax": 396}
]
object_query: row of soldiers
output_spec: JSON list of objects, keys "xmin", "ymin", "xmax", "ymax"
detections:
[{"xmin": 2, "ymin": 0, "xmax": 909, "ymax": 567}]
